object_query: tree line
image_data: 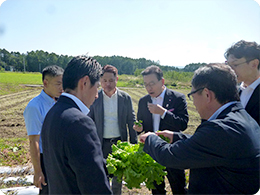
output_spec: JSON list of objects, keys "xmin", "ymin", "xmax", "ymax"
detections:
[{"xmin": 0, "ymin": 48, "xmax": 207, "ymax": 74}]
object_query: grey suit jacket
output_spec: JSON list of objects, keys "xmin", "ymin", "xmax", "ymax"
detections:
[{"xmin": 89, "ymin": 89, "xmax": 138, "ymax": 144}]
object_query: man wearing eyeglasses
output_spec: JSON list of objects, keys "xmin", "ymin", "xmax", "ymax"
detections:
[
  {"xmin": 133, "ymin": 65, "xmax": 189, "ymax": 195},
  {"xmin": 139, "ymin": 64, "xmax": 260, "ymax": 194},
  {"xmin": 225, "ymin": 40, "xmax": 260, "ymax": 125}
]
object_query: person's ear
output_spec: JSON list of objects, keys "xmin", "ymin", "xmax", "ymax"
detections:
[
  {"xmin": 43, "ymin": 79, "xmax": 48, "ymax": 88},
  {"xmin": 82, "ymin": 76, "xmax": 90, "ymax": 87},
  {"xmin": 161, "ymin": 78, "xmax": 165, "ymax": 85},
  {"xmin": 204, "ymin": 88, "xmax": 215, "ymax": 103},
  {"xmin": 251, "ymin": 59, "xmax": 259, "ymax": 69}
]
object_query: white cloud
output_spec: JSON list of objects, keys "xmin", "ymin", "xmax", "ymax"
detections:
[
  {"xmin": 0, "ymin": 0, "xmax": 6, "ymax": 6},
  {"xmin": 254, "ymin": 0, "xmax": 260, "ymax": 6}
]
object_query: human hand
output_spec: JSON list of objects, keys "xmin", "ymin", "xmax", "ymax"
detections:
[
  {"xmin": 156, "ymin": 130, "xmax": 174, "ymax": 143},
  {"xmin": 139, "ymin": 132, "xmax": 156, "ymax": 143},
  {"xmin": 147, "ymin": 103, "xmax": 166, "ymax": 115},
  {"xmin": 34, "ymin": 171, "xmax": 47, "ymax": 189},
  {"xmin": 133, "ymin": 120, "xmax": 143, "ymax": 132}
]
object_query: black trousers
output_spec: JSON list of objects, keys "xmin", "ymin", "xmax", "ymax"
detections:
[
  {"xmin": 103, "ymin": 137, "xmax": 122, "ymax": 195},
  {"xmin": 40, "ymin": 153, "xmax": 48, "ymax": 195},
  {"xmin": 152, "ymin": 167, "xmax": 187, "ymax": 195}
]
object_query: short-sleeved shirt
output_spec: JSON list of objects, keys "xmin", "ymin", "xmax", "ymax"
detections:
[{"xmin": 24, "ymin": 90, "xmax": 55, "ymax": 153}]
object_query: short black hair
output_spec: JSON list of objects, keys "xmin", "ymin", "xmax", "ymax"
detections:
[
  {"xmin": 192, "ymin": 64, "xmax": 239, "ymax": 104},
  {"xmin": 63, "ymin": 56, "xmax": 102, "ymax": 90},
  {"xmin": 141, "ymin": 65, "xmax": 163, "ymax": 81},
  {"xmin": 101, "ymin": 65, "xmax": 118, "ymax": 77},
  {"xmin": 42, "ymin": 65, "xmax": 64, "ymax": 81},
  {"xmin": 224, "ymin": 40, "xmax": 260, "ymax": 70}
]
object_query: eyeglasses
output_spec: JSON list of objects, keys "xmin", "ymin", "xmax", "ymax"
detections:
[
  {"xmin": 144, "ymin": 80, "xmax": 160, "ymax": 88},
  {"xmin": 225, "ymin": 59, "xmax": 254, "ymax": 68},
  {"xmin": 187, "ymin": 87, "xmax": 205, "ymax": 101}
]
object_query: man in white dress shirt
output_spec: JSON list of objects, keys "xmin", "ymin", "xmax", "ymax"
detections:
[
  {"xmin": 225, "ymin": 40, "xmax": 260, "ymax": 125},
  {"xmin": 133, "ymin": 65, "xmax": 189, "ymax": 194},
  {"xmin": 89, "ymin": 64, "xmax": 137, "ymax": 195}
]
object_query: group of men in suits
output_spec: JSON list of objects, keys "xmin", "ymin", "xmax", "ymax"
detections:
[
  {"xmin": 24, "ymin": 39, "xmax": 260, "ymax": 195},
  {"xmin": 140, "ymin": 63, "xmax": 260, "ymax": 194}
]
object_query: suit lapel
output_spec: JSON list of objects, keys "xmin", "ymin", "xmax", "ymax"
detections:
[
  {"xmin": 146, "ymin": 95, "xmax": 153, "ymax": 131},
  {"xmin": 162, "ymin": 89, "xmax": 171, "ymax": 109},
  {"xmin": 99, "ymin": 90, "xmax": 105, "ymax": 137},
  {"xmin": 245, "ymin": 84, "xmax": 260, "ymax": 112},
  {"xmin": 117, "ymin": 90, "xmax": 123, "ymax": 128}
]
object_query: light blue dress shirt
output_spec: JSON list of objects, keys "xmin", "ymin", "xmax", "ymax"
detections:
[
  {"xmin": 23, "ymin": 90, "xmax": 56, "ymax": 153},
  {"xmin": 208, "ymin": 101, "xmax": 238, "ymax": 121}
]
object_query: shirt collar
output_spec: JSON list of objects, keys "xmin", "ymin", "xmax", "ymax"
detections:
[
  {"xmin": 61, "ymin": 92, "xmax": 90, "ymax": 115},
  {"xmin": 102, "ymin": 88, "xmax": 118, "ymax": 98},
  {"xmin": 240, "ymin": 77, "xmax": 260, "ymax": 90},
  {"xmin": 152, "ymin": 86, "xmax": 166, "ymax": 100},
  {"xmin": 41, "ymin": 90, "xmax": 56, "ymax": 105},
  {"xmin": 208, "ymin": 101, "xmax": 238, "ymax": 121}
]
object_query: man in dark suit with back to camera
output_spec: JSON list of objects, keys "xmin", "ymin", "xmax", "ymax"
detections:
[
  {"xmin": 89, "ymin": 64, "xmax": 137, "ymax": 195},
  {"xmin": 225, "ymin": 40, "xmax": 260, "ymax": 125},
  {"xmin": 140, "ymin": 64, "xmax": 260, "ymax": 194},
  {"xmin": 41, "ymin": 56, "xmax": 112, "ymax": 194},
  {"xmin": 134, "ymin": 65, "xmax": 189, "ymax": 194}
]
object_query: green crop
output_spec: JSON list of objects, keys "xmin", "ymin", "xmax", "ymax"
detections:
[
  {"xmin": 134, "ymin": 120, "xmax": 143, "ymax": 127},
  {"xmin": 106, "ymin": 141, "xmax": 166, "ymax": 189},
  {"xmin": 157, "ymin": 131, "xmax": 171, "ymax": 143},
  {"xmin": 158, "ymin": 135, "xmax": 171, "ymax": 143}
]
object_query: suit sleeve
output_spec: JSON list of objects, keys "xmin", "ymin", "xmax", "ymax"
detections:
[
  {"xmin": 126, "ymin": 95, "xmax": 138, "ymax": 144},
  {"xmin": 162, "ymin": 93, "xmax": 188, "ymax": 131},
  {"xmin": 64, "ymin": 116, "xmax": 111, "ymax": 194},
  {"xmin": 143, "ymin": 122, "xmax": 239, "ymax": 170},
  {"xmin": 137, "ymin": 96, "xmax": 154, "ymax": 133}
]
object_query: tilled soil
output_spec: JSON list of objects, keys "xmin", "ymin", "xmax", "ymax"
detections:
[{"xmin": 0, "ymin": 87, "xmax": 173, "ymax": 194}]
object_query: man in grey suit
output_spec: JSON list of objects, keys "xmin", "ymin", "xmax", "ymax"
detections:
[{"xmin": 89, "ymin": 64, "xmax": 138, "ymax": 195}]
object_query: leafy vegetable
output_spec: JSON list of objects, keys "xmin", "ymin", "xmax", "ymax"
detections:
[
  {"xmin": 134, "ymin": 120, "xmax": 143, "ymax": 127},
  {"xmin": 158, "ymin": 134, "xmax": 171, "ymax": 143},
  {"xmin": 106, "ymin": 141, "xmax": 166, "ymax": 189}
]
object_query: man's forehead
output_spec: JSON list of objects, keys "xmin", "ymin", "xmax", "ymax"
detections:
[{"xmin": 143, "ymin": 74, "xmax": 157, "ymax": 81}]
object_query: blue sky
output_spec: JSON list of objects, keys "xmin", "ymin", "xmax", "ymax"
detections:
[{"xmin": 0, "ymin": 0, "xmax": 259, "ymax": 68}]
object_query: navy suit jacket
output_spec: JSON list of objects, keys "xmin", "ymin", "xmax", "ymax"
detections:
[
  {"xmin": 137, "ymin": 88, "xmax": 189, "ymax": 132},
  {"xmin": 41, "ymin": 95, "xmax": 112, "ymax": 194},
  {"xmin": 244, "ymin": 83, "xmax": 260, "ymax": 125},
  {"xmin": 144, "ymin": 102, "xmax": 260, "ymax": 194},
  {"xmin": 88, "ymin": 89, "xmax": 137, "ymax": 144}
]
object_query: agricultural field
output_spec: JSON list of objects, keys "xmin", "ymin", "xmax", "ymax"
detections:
[{"xmin": 0, "ymin": 72, "xmax": 200, "ymax": 193}]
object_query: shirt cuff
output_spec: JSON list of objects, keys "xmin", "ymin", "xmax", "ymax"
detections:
[{"xmin": 161, "ymin": 110, "xmax": 167, "ymax": 119}]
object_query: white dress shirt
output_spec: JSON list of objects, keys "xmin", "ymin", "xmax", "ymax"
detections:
[
  {"xmin": 151, "ymin": 87, "xmax": 166, "ymax": 132},
  {"xmin": 240, "ymin": 77, "xmax": 260, "ymax": 108},
  {"xmin": 61, "ymin": 92, "xmax": 89, "ymax": 115},
  {"xmin": 103, "ymin": 89, "xmax": 120, "ymax": 138}
]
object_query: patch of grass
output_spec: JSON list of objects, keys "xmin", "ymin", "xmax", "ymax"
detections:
[
  {"xmin": 0, "ymin": 72, "xmax": 42, "ymax": 95},
  {"xmin": 0, "ymin": 138, "xmax": 30, "ymax": 166},
  {"xmin": 0, "ymin": 72, "xmax": 42, "ymax": 84}
]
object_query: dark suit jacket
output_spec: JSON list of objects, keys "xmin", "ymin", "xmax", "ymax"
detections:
[
  {"xmin": 41, "ymin": 96, "xmax": 112, "ymax": 195},
  {"xmin": 244, "ymin": 83, "xmax": 260, "ymax": 125},
  {"xmin": 137, "ymin": 88, "xmax": 189, "ymax": 132},
  {"xmin": 88, "ymin": 89, "xmax": 137, "ymax": 144},
  {"xmin": 143, "ymin": 102, "xmax": 260, "ymax": 194}
]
